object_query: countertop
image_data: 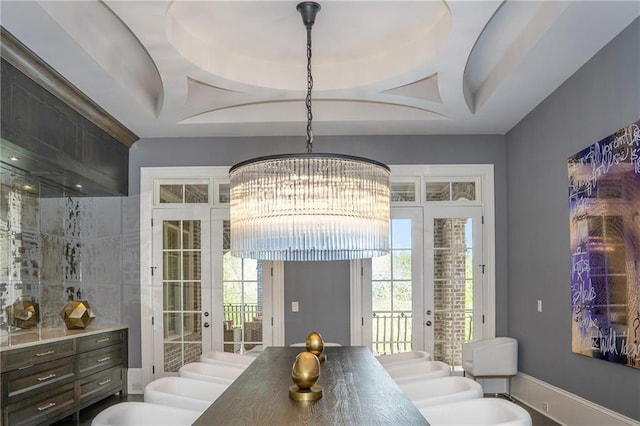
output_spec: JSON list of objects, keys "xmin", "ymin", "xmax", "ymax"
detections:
[{"xmin": 0, "ymin": 325, "xmax": 128, "ymax": 351}]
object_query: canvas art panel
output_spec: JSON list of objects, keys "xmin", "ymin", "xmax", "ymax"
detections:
[{"xmin": 568, "ymin": 119, "xmax": 640, "ymax": 369}]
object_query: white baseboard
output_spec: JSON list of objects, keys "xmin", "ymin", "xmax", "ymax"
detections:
[
  {"xmin": 127, "ymin": 368, "xmax": 144, "ymax": 394},
  {"xmin": 512, "ymin": 372, "xmax": 639, "ymax": 426}
]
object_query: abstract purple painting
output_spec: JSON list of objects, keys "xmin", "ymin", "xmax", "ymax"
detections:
[{"xmin": 568, "ymin": 119, "xmax": 640, "ymax": 369}]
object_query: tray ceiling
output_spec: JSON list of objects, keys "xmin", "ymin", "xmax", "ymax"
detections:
[{"xmin": 1, "ymin": 1, "xmax": 638, "ymax": 138}]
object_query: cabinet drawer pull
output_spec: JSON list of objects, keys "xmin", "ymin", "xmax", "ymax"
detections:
[
  {"xmin": 37, "ymin": 373, "xmax": 57, "ymax": 382},
  {"xmin": 97, "ymin": 356, "xmax": 111, "ymax": 363},
  {"xmin": 98, "ymin": 379, "xmax": 112, "ymax": 386},
  {"xmin": 96, "ymin": 337, "xmax": 110, "ymax": 343},
  {"xmin": 37, "ymin": 402, "xmax": 56, "ymax": 411},
  {"xmin": 35, "ymin": 350, "xmax": 55, "ymax": 357},
  {"xmin": 18, "ymin": 364, "xmax": 34, "ymax": 370}
]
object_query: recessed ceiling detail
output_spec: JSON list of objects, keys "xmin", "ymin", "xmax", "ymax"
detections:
[
  {"xmin": 1, "ymin": 1, "xmax": 637, "ymax": 138},
  {"xmin": 382, "ymin": 74, "xmax": 441, "ymax": 103},
  {"xmin": 464, "ymin": 0, "xmax": 570, "ymax": 113},
  {"xmin": 186, "ymin": 77, "xmax": 246, "ymax": 111},
  {"xmin": 166, "ymin": 1, "xmax": 451, "ymax": 91},
  {"xmin": 181, "ymin": 99, "xmax": 446, "ymax": 125},
  {"xmin": 37, "ymin": 0, "xmax": 163, "ymax": 117}
]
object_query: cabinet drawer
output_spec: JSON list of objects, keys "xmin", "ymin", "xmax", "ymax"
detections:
[
  {"xmin": 6, "ymin": 383, "xmax": 75, "ymax": 426},
  {"xmin": 77, "ymin": 330, "xmax": 123, "ymax": 353},
  {"xmin": 78, "ymin": 345, "xmax": 122, "ymax": 377},
  {"xmin": 79, "ymin": 366, "xmax": 123, "ymax": 405},
  {"xmin": 4, "ymin": 356, "xmax": 75, "ymax": 400},
  {"xmin": 1, "ymin": 340, "xmax": 75, "ymax": 372}
]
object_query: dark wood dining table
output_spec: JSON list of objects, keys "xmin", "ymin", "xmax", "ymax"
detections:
[{"xmin": 193, "ymin": 346, "xmax": 429, "ymax": 425}]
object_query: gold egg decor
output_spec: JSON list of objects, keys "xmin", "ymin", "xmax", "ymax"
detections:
[
  {"xmin": 306, "ymin": 331, "xmax": 327, "ymax": 363},
  {"xmin": 289, "ymin": 351, "xmax": 323, "ymax": 401}
]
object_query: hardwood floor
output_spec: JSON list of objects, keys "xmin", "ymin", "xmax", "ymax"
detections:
[{"xmin": 52, "ymin": 393, "xmax": 561, "ymax": 426}]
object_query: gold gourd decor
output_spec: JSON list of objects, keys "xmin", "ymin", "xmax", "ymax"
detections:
[
  {"xmin": 289, "ymin": 351, "xmax": 323, "ymax": 401},
  {"xmin": 306, "ymin": 330, "xmax": 326, "ymax": 363}
]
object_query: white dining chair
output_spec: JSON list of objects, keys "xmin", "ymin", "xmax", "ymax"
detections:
[{"xmin": 462, "ymin": 337, "xmax": 518, "ymax": 398}]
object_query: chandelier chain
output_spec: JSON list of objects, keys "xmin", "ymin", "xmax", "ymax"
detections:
[{"xmin": 306, "ymin": 26, "xmax": 313, "ymax": 153}]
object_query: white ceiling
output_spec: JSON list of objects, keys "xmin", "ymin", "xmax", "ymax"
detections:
[{"xmin": 1, "ymin": 1, "xmax": 639, "ymax": 140}]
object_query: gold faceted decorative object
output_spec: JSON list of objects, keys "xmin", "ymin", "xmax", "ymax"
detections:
[
  {"xmin": 289, "ymin": 351, "xmax": 322, "ymax": 401},
  {"xmin": 5, "ymin": 298, "xmax": 40, "ymax": 329},
  {"xmin": 60, "ymin": 300, "xmax": 96, "ymax": 329}
]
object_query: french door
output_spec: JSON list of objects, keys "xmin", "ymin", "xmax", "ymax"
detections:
[
  {"xmin": 371, "ymin": 207, "xmax": 424, "ymax": 354},
  {"xmin": 424, "ymin": 206, "xmax": 483, "ymax": 366},
  {"xmin": 211, "ymin": 210, "xmax": 275, "ymax": 354},
  {"xmin": 370, "ymin": 205, "xmax": 484, "ymax": 367},
  {"xmin": 152, "ymin": 207, "xmax": 212, "ymax": 377},
  {"xmin": 142, "ymin": 165, "xmax": 493, "ymax": 382}
]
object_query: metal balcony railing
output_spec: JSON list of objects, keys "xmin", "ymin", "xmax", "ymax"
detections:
[
  {"xmin": 372, "ymin": 311, "xmax": 412, "ymax": 355},
  {"xmin": 223, "ymin": 303, "xmax": 261, "ymax": 327}
]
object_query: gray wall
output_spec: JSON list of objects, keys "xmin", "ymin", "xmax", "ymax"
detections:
[
  {"xmin": 128, "ymin": 133, "xmax": 509, "ymax": 355},
  {"xmin": 506, "ymin": 18, "xmax": 640, "ymax": 420},
  {"xmin": 284, "ymin": 261, "xmax": 351, "ymax": 346},
  {"xmin": 127, "ymin": 134, "xmax": 507, "ymax": 368}
]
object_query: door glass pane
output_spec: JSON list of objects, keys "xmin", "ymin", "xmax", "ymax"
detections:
[
  {"xmin": 185, "ymin": 185, "xmax": 208, "ymax": 204},
  {"xmin": 163, "ymin": 221, "xmax": 180, "ymax": 249},
  {"xmin": 219, "ymin": 184, "xmax": 230, "ymax": 204},
  {"xmin": 164, "ymin": 313, "xmax": 181, "ymax": 341},
  {"xmin": 432, "ymin": 217, "xmax": 473, "ymax": 367},
  {"xmin": 182, "ymin": 221, "xmax": 201, "ymax": 249},
  {"xmin": 372, "ymin": 281, "xmax": 391, "ymax": 311},
  {"xmin": 391, "ymin": 182, "xmax": 416, "ymax": 202},
  {"xmin": 183, "ymin": 282, "xmax": 201, "ymax": 311},
  {"xmin": 372, "ymin": 218, "xmax": 413, "ymax": 355},
  {"xmin": 222, "ymin": 220, "xmax": 263, "ymax": 354},
  {"xmin": 451, "ymin": 182, "xmax": 476, "ymax": 201},
  {"xmin": 164, "ymin": 282, "xmax": 181, "ymax": 310},
  {"xmin": 164, "ymin": 343, "xmax": 182, "ymax": 372},
  {"xmin": 183, "ymin": 343, "xmax": 203, "ymax": 365},
  {"xmin": 392, "ymin": 250, "xmax": 411, "ymax": 280},
  {"xmin": 392, "ymin": 281, "xmax": 412, "ymax": 311},
  {"xmin": 163, "ymin": 252, "xmax": 181, "ymax": 280},
  {"xmin": 160, "ymin": 185, "xmax": 183, "ymax": 203},
  {"xmin": 433, "ymin": 218, "xmax": 451, "ymax": 248},
  {"xmin": 426, "ymin": 182, "xmax": 450, "ymax": 201},
  {"xmin": 183, "ymin": 313, "xmax": 202, "ymax": 341},
  {"xmin": 372, "ymin": 254, "xmax": 391, "ymax": 280},
  {"xmin": 162, "ymin": 219, "xmax": 204, "ymax": 372},
  {"xmin": 182, "ymin": 252, "xmax": 201, "ymax": 280}
]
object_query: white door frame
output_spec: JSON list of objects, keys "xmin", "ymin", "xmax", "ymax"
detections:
[
  {"xmin": 151, "ymin": 207, "xmax": 212, "ymax": 377},
  {"xmin": 424, "ymin": 205, "xmax": 484, "ymax": 355},
  {"xmin": 350, "ymin": 164, "xmax": 496, "ymax": 349},
  {"xmin": 141, "ymin": 165, "xmax": 494, "ymax": 383}
]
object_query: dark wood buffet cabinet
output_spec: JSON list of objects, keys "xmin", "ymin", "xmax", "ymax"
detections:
[{"xmin": 0, "ymin": 326, "xmax": 128, "ymax": 426}]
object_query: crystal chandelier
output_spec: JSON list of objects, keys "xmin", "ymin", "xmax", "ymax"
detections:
[{"xmin": 229, "ymin": 1, "xmax": 390, "ymax": 261}]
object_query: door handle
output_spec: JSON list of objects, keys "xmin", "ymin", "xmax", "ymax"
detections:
[
  {"xmin": 204, "ymin": 322, "xmax": 210, "ymax": 328},
  {"xmin": 204, "ymin": 312, "xmax": 209, "ymax": 317},
  {"xmin": 426, "ymin": 310, "xmax": 432, "ymax": 316},
  {"xmin": 425, "ymin": 321, "xmax": 432, "ymax": 326}
]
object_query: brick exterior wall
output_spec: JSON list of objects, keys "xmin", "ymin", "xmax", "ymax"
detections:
[{"xmin": 432, "ymin": 218, "xmax": 469, "ymax": 366}]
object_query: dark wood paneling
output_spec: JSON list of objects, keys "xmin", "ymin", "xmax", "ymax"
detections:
[
  {"xmin": 1, "ymin": 27, "xmax": 136, "ymax": 196},
  {"xmin": 1, "ymin": 59, "xmax": 129, "ymax": 196}
]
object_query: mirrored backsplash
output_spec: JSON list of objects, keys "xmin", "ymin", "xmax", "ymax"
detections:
[{"xmin": 0, "ymin": 165, "xmax": 139, "ymax": 345}]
